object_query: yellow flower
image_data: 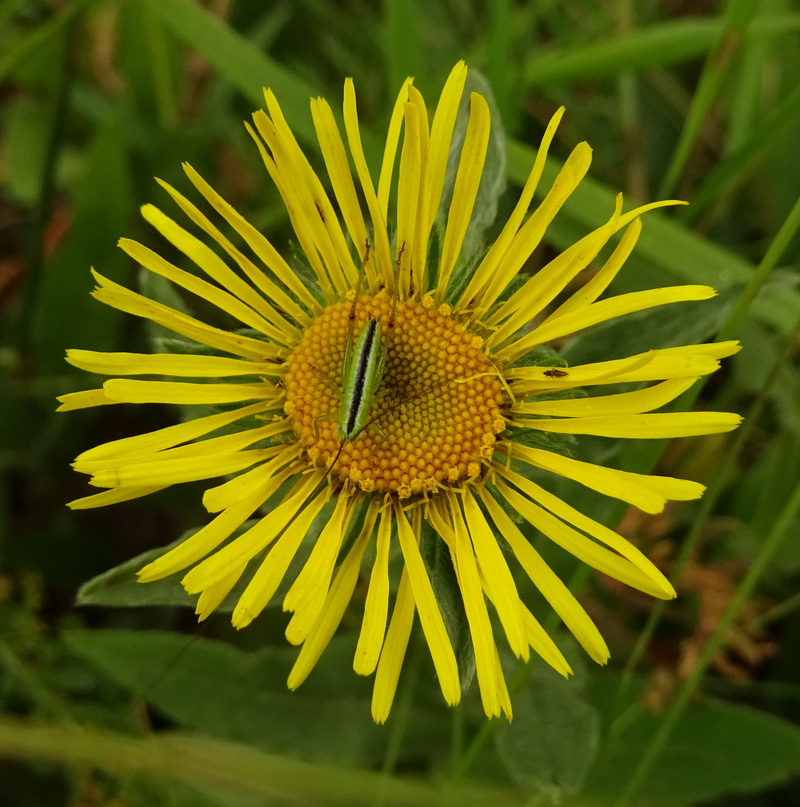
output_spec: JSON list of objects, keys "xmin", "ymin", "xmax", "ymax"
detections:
[{"xmin": 59, "ymin": 62, "xmax": 741, "ymax": 722}]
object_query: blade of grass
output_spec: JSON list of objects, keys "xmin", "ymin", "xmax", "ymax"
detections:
[
  {"xmin": 0, "ymin": 721, "xmax": 522, "ymax": 807},
  {"xmin": 523, "ymin": 14, "xmax": 800, "ymax": 87},
  {"xmin": 681, "ymin": 82, "xmax": 800, "ymax": 225},
  {"xmin": 486, "ymin": 0, "xmax": 513, "ymax": 124},
  {"xmin": 657, "ymin": 0, "xmax": 759, "ymax": 198},
  {"xmin": 137, "ymin": 0, "xmax": 317, "ymax": 133},
  {"xmin": 142, "ymin": 3, "xmax": 178, "ymax": 130}
]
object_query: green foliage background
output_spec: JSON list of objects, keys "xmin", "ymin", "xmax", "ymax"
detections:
[{"xmin": 2, "ymin": 0, "xmax": 800, "ymax": 804}]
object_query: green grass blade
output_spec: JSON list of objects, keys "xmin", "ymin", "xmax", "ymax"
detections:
[{"xmin": 657, "ymin": 0, "xmax": 759, "ymax": 198}]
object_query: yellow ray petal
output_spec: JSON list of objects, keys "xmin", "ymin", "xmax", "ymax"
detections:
[
  {"xmin": 449, "ymin": 495, "xmax": 502, "ymax": 718},
  {"xmin": 545, "ymin": 217, "xmax": 642, "ymax": 322},
  {"xmin": 513, "ymin": 444, "xmax": 667, "ymax": 514},
  {"xmin": 378, "ymin": 77, "xmax": 414, "ymax": 221},
  {"xmin": 66, "ymin": 350, "xmax": 280, "ymax": 379},
  {"xmin": 181, "ymin": 472, "xmax": 323, "ymax": 592},
  {"xmin": 457, "ymin": 107, "xmax": 566, "ymax": 309},
  {"xmin": 283, "ymin": 494, "xmax": 354, "ymax": 644},
  {"xmin": 514, "ymin": 377, "xmax": 698, "ymax": 417},
  {"xmin": 462, "ymin": 489, "xmax": 528, "ymax": 660},
  {"xmin": 354, "ymin": 504, "xmax": 393, "ymax": 676},
  {"xmin": 523, "ymin": 411, "xmax": 742, "ymax": 439},
  {"xmin": 137, "ymin": 475, "xmax": 283, "ymax": 582},
  {"xmin": 195, "ymin": 565, "xmax": 246, "ymax": 621},
  {"xmin": 75, "ymin": 401, "xmax": 272, "ymax": 463},
  {"xmin": 230, "ymin": 486, "xmax": 329, "ymax": 630},
  {"xmin": 310, "ymin": 97, "xmax": 376, "ymax": 288},
  {"xmin": 88, "ymin": 449, "xmax": 274, "ymax": 490},
  {"xmin": 479, "ymin": 489, "xmax": 609, "ymax": 664},
  {"xmin": 202, "ymin": 450, "xmax": 297, "ymax": 513},
  {"xmin": 469, "ymin": 141, "xmax": 593, "ymax": 314},
  {"xmin": 90, "ymin": 270, "xmax": 277, "ymax": 360},
  {"xmin": 394, "ymin": 503, "xmax": 460, "ymax": 706},
  {"xmin": 102, "ymin": 378, "xmax": 276, "ymax": 405},
  {"xmin": 372, "ymin": 570, "xmax": 415, "ymax": 724},
  {"xmin": 181, "ymin": 163, "xmax": 319, "ymax": 317},
  {"xmin": 155, "ymin": 178, "xmax": 302, "ymax": 339},
  {"xmin": 495, "ymin": 469, "xmax": 675, "ymax": 598},
  {"xmin": 125, "ymin": 222, "xmax": 285, "ymax": 344},
  {"xmin": 438, "ymin": 92, "xmax": 492, "ymax": 296},
  {"xmin": 519, "ymin": 606, "xmax": 572, "ymax": 678},
  {"xmin": 426, "ymin": 61, "xmax": 468, "ymax": 228},
  {"xmin": 505, "ymin": 285, "xmax": 717, "ymax": 361},
  {"xmin": 288, "ymin": 502, "xmax": 378, "ymax": 689},
  {"xmin": 67, "ymin": 485, "xmax": 167, "ymax": 510},
  {"xmin": 396, "ymin": 99, "xmax": 423, "ymax": 297},
  {"xmin": 342, "ymin": 79, "xmax": 394, "ymax": 288},
  {"xmin": 56, "ymin": 389, "xmax": 116, "ymax": 412},
  {"xmin": 495, "ymin": 478, "xmax": 674, "ymax": 599},
  {"xmin": 488, "ymin": 194, "xmax": 623, "ymax": 343}
]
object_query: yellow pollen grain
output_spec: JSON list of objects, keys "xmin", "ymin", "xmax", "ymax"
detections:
[{"xmin": 283, "ymin": 293, "xmax": 504, "ymax": 498}]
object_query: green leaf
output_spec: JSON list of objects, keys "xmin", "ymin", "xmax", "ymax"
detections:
[
  {"xmin": 138, "ymin": 0, "xmax": 318, "ymax": 136},
  {"xmin": 495, "ymin": 663, "xmax": 600, "ymax": 798},
  {"xmin": 586, "ymin": 677, "xmax": 800, "ymax": 804},
  {"xmin": 63, "ymin": 629, "xmax": 448, "ymax": 768}
]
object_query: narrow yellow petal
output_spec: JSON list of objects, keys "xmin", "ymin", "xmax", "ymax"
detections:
[
  {"xmin": 495, "ymin": 469, "xmax": 676, "ymax": 598},
  {"xmin": 479, "ymin": 489, "xmax": 610, "ymax": 664},
  {"xmin": 406, "ymin": 86, "xmax": 431, "ymax": 291},
  {"xmin": 458, "ymin": 106, "xmax": 564, "ymax": 309},
  {"xmin": 88, "ymin": 449, "xmax": 273, "ymax": 489},
  {"xmin": 91, "ymin": 270, "xmax": 276, "ymax": 360},
  {"xmin": 495, "ymin": 478, "xmax": 674, "ymax": 599},
  {"xmin": 466, "ymin": 141, "xmax": 592, "ymax": 313},
  {"xmin": 67, "ymin": 485, "xmax": 167, "ymax": 510},
  {"xmin": 513, "ymin": 444, "xmax": 667, "ymax": 513},
  {"xmin": 195, "ymin": 566, "xmax": 245, "ymax": 621},
  {"xmin": 66, "ymin": 349, "xmax": 280, "ymax": 379},
  {"xmin": 181, "ymin": 162, "xmax": 319, "ymax": 317},
  {"xmin": 489, "ymin": 194, "xmax": 623, "ymax": 343},
  {"xmin": 396, "ymin": 99, "xmax": 422, "ymax": 297},
  {"xmin": 137, "ymin": 476, "xmax": 280, "ymax": 582},
  {"xmin": 378, "ymin": 78, "xmax": 414, "ymax": 222},
  {"xmin": 395, "ymin": 503, "xmax": 460, "ymax": 706},
  {"xmin": 154, "ymin": 178, "xmax": 303, "ymax": 339},
  {"xmin": 102, "ymin": 378, "xmax": 275, "ymax": 405},
  {"xmin": 342, "ymin": 79, "xmax": 394, "ymax": 287},
  {"xmin": 520, "ymin": 606, "xmax": 572, "ymax": 678},
  {"xmin": 462, "ymin": 490, "xmax": 528, "ymax": 660},
  {"xmin": 283, "ymin": 495, "xmax": 353, "ymax": 644},
  {"xmin": 310, "ymin": 97, "xmax": 376, "ymax": 288},
  {"xmin": 508, "ymin": 285, "xmax": 717, "ymax": 359},
  {"xmin": 121, "ymin": 232, "xmax": 284, "ymax": 343},
  {"xmin": 545, "ymin": 217, "xmax": 642, "ymax": 322},
  {"xmin": 263, "ymin": 89, "xmax": 357, "ymax": 292},
  {"xmin": 202, "ymin": 450, "xmax": 297, "ymax": 513},
  {"xmin": 449, "ymin": 495, "xmax": 502, "ymax": 718},
  {"xmin": 182, "ymin": 472, "xmax": 323, "ymax": 593},
  {"xmin": 230, "ymin": 487, "xmax": 329, "ymax": 629},
  {"xmin": 75, "ymin": 401, "xmax": 272, "ymax": 463},
  {"xmin": 55, "ymin": 389, "xmax": 116, "ymax": 412},
  {"xmin": 438, "ymin": 92, "xmax": 492, "ymax": 295},
  {"xmin": 288, "ymin": 504, "xmax": 378, "ymax": 690},
  {"xmin": 372, "ymin": 570, "xmax": 415, "ymax": 724},
  {"xmin": 514, "ymin": 377, "xmax": 698, "ymax": 418},
  {"xmin": 426, "ymin": 61, "xmax": 468, "ymax": 227},
  {"xmin": 611, "ymin": 469, "xmax": 705, "ymax": 501},
  {"xmin": 524, "ymin": 411, "xmax": 742, "ymax": 438},
  {"xmin": 354, "ymin": 504, "xmax": 392, "ymax": 676}
]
